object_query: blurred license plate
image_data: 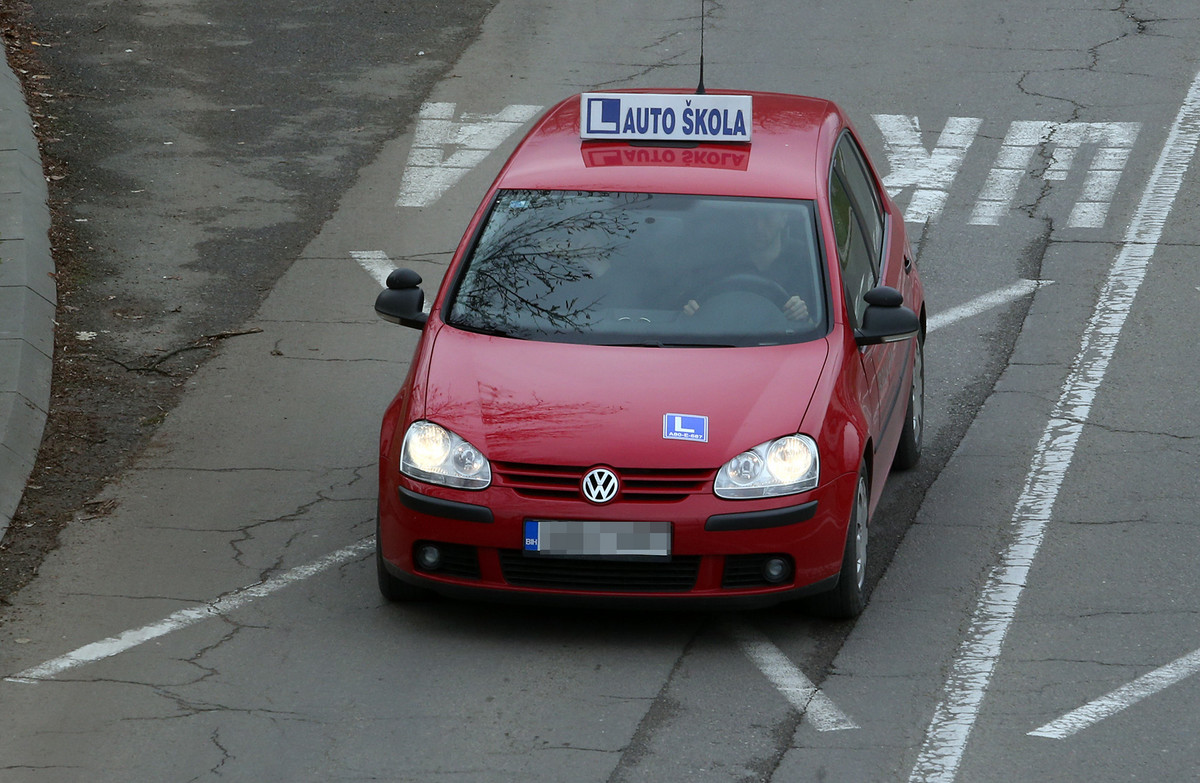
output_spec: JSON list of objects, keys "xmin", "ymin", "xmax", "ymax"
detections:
[{"xmin": 523, "ymin": 520, "xmax": 672, "ymax": 558}]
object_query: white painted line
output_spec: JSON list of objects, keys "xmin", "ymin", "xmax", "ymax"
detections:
[
  {"xmin": 6, "ymin": 539, "xmax": 374, "ymax": 684},
  {"xmin": 910, "ymin": 68, "xmax": 1200, "ymax": 783},
  {"xmin": 874, "ymin": 114, "xmax": 982, "ymax": 223},
  {"xmin": 1029, "ymin": 646, "xmax": 1200, "ymax": 739},
  {"xmin": 970, "ymin": 121, "xmax": 1048, "ymax": 225},
  {"xmin": 396, "ymin": 102, "xmax": 542, "ymax": 208},
  {"xmin": 354, "ymin": 250, "xmax": 434, "ymax": 314},
  {"xmin": 969, "ymin": 120, "xmax": 1140, "ymax": 227},
  {"xmin": 351, "ymin": 249, "xmax": 394, "ymax": 287},
  {"xmin": 727, "ymin": 622, "xmax": 858, "ymax": 732},
  {"xmin": 927, "ymin": 279, "xmax": 1050, "ymax": 334}
]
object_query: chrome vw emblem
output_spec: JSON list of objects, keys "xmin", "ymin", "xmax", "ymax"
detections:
[{"xmin": 581, "ymin": 467, "xmax": 619, "ymax": 504}]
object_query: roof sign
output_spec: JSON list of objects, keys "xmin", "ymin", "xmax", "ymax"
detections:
[{"xmin": 581, "ymin": 93, "xmax": 752, "ymax": 143}]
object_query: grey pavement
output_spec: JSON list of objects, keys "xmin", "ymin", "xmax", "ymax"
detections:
[{"xmin": 0, "ymin": 54, "xmax": 53, "ymax": 539}]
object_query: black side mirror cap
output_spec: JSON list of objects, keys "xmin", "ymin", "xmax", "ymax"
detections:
[
  {"xmin": 863, "ymin": 285, "xmax": 904, "ymax": 308},
  {"xmin": 375, "ymin": 268, "xmax": 428, "ymax": 330},
  {"xmin": 855, "ymin": 285, "xmax": 920, "ymax": 346}
]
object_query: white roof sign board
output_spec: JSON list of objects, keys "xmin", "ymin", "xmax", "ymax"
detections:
[{"xmin": 581, "ymin": 93, "xmax": 752, "ymax": 143}]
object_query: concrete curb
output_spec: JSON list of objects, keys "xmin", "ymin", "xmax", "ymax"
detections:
[{"xmin": 0, "ymin": 55, "xmax": 54, "ymax": 539}]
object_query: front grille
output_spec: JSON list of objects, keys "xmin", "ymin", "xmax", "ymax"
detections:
[
  {"xmin": 498, "ymin": 550, "xmax": 701, "ymax": 592},
  {"xmin": 493, "ymin": 463, "xmax": 579, "ymax": 499},
  {"xmin": 722, "ymin": 554, "xmax": 793, "ymax": 589},
  {"xmin": 413, "ymin": 541, "xmax": 481, "ymax": 579},
  {"xmin": 493, "ymin": 462, "xmax": 714, "ymax": 503}
]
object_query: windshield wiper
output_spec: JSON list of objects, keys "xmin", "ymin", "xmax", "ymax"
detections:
[
  {"xmin": 457, "ymin": 324, "xmax": 525, "ymax": 340},
  {"xmin": 597, "ymin": 340, "xmax": 736, "ymax": 348}
]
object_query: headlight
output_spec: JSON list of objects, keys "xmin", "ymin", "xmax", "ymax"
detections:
[
  {"xmin": 714, "ymin": 434, "xmax": 819, "ymax": 499},
  {"xmin": 400, "ymin": 421, "xmax": 491, "ymax": 490}
]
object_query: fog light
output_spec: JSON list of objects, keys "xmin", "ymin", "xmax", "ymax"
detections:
[
  {"xmin": 762, "ymin": 556, "xmax": 792, "ymax": 584},
  {"xmin": 416, "ymin": 544, "xmax": 442, "ymax": 571}
]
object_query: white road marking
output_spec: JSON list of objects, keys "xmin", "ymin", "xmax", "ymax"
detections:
[
  {"xmin": 6, "ymin": 539, "xmax": 374, "ymax": 684},
  {"xmin": 727, "ymin": 622, "xmax": 858, "ymax": 731},
  {"xmin": 874, "ymin": 114, "xmax": 982, "ymax": 223},
  {"xmin": 1029, "ymin": 646, "xmax": 1200, "ymax": 739},
  {"xmin": 351, "ymin": 249, "xmax": 395, "ymax": 287},
  {"xmin": 396, "ymin": 102, "xmax": 542, "ymax": 207},
  {"xmin": 354, "ymin": 250, "xmax": 433, "ymax": 314},
  {"xmin": 927, "ymin": 279, "xmax": 1051, "ymax": 334},
  {"xmin": 970, "ymin": 120, "xmax": 1140, "ymax": 227},
  {"xmin": 910, "ymin": 69, "xmax": 1200, "ymax": 783}
]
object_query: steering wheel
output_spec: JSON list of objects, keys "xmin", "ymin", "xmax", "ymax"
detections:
[{"xmin": 696, "ymin": 273, "xmax": 791, "ymax": 309}]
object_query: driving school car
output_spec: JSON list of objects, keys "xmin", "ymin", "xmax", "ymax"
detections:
[{"xmin": 373, "ymin": 90, "xmax": 925, "ymax": 617}]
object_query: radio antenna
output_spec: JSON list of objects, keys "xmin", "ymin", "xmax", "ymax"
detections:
[{"xmin": 696, "ymin": 0, "xmax": 707, "ymax": 94}]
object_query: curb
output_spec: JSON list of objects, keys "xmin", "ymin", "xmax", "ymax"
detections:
[{"xmin": 0, "ymin": 55, "xmax": 54, "ymax": 539}]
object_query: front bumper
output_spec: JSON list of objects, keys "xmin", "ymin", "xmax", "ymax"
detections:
[{"xmin": 378, "ymin": 471, "xmax": 856, "ymax": 604}]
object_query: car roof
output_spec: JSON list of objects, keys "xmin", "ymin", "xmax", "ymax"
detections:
[{"xmin": 493, "ymin": 89, "xmax": 845, "ymax": 201}]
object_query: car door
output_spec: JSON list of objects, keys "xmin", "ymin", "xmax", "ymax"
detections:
[{"xmin": 829, "ymin": 133, "xmax": 905, "ymax": 459}]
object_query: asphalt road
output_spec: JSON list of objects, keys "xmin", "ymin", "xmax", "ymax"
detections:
[{"xmin": 3, "ymin": 1, "xmax": 1200, "ymax": 781}]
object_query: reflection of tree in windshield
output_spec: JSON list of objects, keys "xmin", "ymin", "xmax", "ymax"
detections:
[
  {"xmin": 450, "ymin": 191, "xmax": 647, "ymax": 335},
  {"xmin": 447, "ymin": 190, "xmax": 826, "ymax": 348}
]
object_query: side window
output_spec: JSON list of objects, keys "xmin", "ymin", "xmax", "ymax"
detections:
[
  {"xmin": 834, "ymin": 137, "xmax": 886, "ymax": 265},
  {"xmin": 829, "ymin": 170, "xmax": 874, "ymax": 328}
]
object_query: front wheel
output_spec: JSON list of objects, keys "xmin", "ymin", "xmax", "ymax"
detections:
[
  {"xmin": 893, "ymin": 336, "xmax": 924, "ymax": 470},
  {"xmin": 816, "ymin": 464, "xmax": 869, "ymax": 619}
]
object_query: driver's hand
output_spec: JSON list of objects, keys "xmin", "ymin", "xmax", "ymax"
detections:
[
  {"xmin": 783, "ymin": 295, "xmax": 809, "ymax": 321},
  {"xmin": 683, "ymin": 299, "xmax": 701, "ymax": 316}
]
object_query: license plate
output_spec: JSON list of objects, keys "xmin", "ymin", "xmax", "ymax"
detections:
[{"xmin": 523, "ymin": 519, "xmax": 672, "ymax": 558}]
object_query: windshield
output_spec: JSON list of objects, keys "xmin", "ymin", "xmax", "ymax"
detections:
[{"xmin": 446, "ymin": 190, "xmax": 827, "ymax": 347}]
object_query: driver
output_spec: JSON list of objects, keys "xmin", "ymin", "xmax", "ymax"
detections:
[{"xmin": 683, "ymin": 207, "xmax": 811, "ymax": 321}]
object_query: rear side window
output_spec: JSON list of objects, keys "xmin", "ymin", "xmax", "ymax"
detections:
[
  {"xmin": 829, "ymin": 174, "xmax": 874, "ymax": 327},
  {"xmin": 835, "ymin": 137, "xmax": 885, "ymax": 261},
  {"xmin": 830, "ymin": 135, "xmax": 886, "ymax": 328}
]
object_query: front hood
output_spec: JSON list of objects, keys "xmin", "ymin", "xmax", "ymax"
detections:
[{"xmin": 421, "ymin": 327, "xmax": 830, "ymax": 468}]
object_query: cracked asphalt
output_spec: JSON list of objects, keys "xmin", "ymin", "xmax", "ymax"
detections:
[
  {"xmin": 3, "ymin": 0, "xmax": 1200, "ymax": 780},
  {"xmin": 0, "ymin": 0, "xmax": 500, "ymax": 601}
]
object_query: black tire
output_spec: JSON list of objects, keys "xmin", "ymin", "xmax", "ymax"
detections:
[
  {"xmin": 376, "ymin": 522, "xmax": 434, "ymax": 603},
  {"xmin": 816, "ymin": 464, "xmax": 869, "ymax": 619},
  {"xmin": 893, "ymin": 336, "xmax": 924, "ymax": 470}
]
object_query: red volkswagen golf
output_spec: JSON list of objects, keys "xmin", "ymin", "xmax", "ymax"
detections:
[{"xmin": 373, "ymin": 90, "xmax": 925, "ymax": 617}]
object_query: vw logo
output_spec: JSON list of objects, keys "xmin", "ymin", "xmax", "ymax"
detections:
[{"xmin": 581, "ymin": 467, "xmax": 619, "ymax": 504}]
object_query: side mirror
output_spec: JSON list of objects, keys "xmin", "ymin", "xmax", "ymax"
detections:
[
  {"xmin": 374, "ymin": 268, "xmax": 428, "ymax": 330},
  {"xmin": 854, "ymin": 285, "xmax": 920, "ymax": 346}
]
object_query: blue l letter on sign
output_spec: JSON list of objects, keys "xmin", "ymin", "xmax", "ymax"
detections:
[
  {"xmin": 585, "ymin": 97, "xmax": 622, "ymax": 135},
  {"xmin": 664, "ymin": 414, "xmax": 709, "ymax": 442}
]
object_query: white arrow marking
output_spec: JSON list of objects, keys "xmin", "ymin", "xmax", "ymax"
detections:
[
  {"xmin": 727, "ymin": 622, "xmax": 858, "ymax": 732},
  {"xmin": 396, "ymin": 102, "xmax": 542, "ymax": 207},
  {"xmin": 1029, "ymin": 646, "xmax": 1200, "ymax": 739},
  {"xmin": 910, "ymin": 66, "xmax": 1200, "ymax": 783}
]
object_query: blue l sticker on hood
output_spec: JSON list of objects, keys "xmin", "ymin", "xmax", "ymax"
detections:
[{"xmin": 664, "ymin": 414, "xmax": 709, "ymax": 443}]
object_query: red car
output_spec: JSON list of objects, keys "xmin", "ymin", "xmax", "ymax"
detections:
[{"xmin": 374, "ymin": 90, "xmax": 924, "ymax": 617}]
